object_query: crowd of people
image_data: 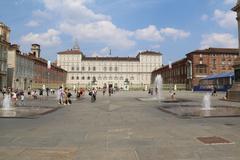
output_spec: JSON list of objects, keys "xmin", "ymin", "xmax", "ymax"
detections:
[{"xmin": 0, "ymin": 85, "xmax": 120, "ymax": 106}]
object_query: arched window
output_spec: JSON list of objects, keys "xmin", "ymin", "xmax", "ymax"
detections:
[
  {"xmin": 87, "ymin": 76, "xmax": 90, "ymax": 80},
  {"xmin": 82, "ymin": 67, "xmax": 85, "ymax": 71},
  {"xmin": 76, "ymin": 76, "xmax": 79, "ymax": 80},
  {"xmin": 93, "ymin": 66, "xmax": 96, "ymax": 71},
  {"xmin": 71, "ymin": 67, "xmax": 74, "ymax": 71},
  {"xmin": 103, "ymin": 67, "xmax": 107, "ymax": 71},
  {"xmin": 81, "ymin": 76, "xmax": 85, "ymax": 80},
  {"xmin": 71, "ymin": 76, "xmax": 74, "ymax": 80}
]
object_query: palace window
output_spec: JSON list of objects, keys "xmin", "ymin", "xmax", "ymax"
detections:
[
  {"xmin": 87, "ymin": 76, "xmax": 90, "ymax": 80},
  {"xmin": 71, "ymin": 67, "xmax": 74, "ymax": 71},
  {"xmin": 93, "ymin": 66, "xmax": 96, "ymax": 71},
  {"xmin": 76, "ymin": 76, "xmax": 79, "ymax": 80},
  {"xmin": 109, "ymin": 67, "xmax": 112, "ymax": 71},
  {"xmin": 71, "ymin": 76, "xmax": 74, "ymax": 80},
  {"xmin": 82, "ymin": 67, "xmax": 85, "ymax": 71},
  {"xmin": 103, "ymin": 67, "xmax": 107, "ymax": 71},
  {"xmin": 88, "ymin": 67, "xmax": 91, "ymax": 71},
  {"xmin": 76, "ymin": 67, "xmax": 79, "ymax": 71},
  {"xmin": 195, "ymin": 64, "xmax": 207, "ymax": 74},
  {"xmin": 115, "ymin": 67, "xmax": 118, "ymax": 71},
  {"xmin": 81, "ymin": 76, "xmax": 85, "ymax": 80}
]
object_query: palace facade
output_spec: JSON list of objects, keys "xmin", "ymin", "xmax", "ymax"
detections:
[{"xmin": 57, "ymin": 48, "xmax": 162, "ymax": 90}]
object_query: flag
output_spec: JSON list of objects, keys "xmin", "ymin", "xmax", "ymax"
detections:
[
  {"xmin": 169, "ymin": 61, "xmax": 172, "ymax": 69},
  {"xmin": 48, "ymin": 61, "xmax": 51, "ymax": 69}
]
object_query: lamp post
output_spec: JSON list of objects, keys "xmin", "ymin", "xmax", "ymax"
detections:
[
  {"xmin": 169, "ymin": 61, "xmax": 172, "ymax": 92},
  {"xmin": 47, "ymin": 60, "xmax": 51, "ymax": 97}
]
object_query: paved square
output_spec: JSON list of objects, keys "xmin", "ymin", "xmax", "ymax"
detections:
[{"xmin": 0, "ymin": 91, "xmax": 240, "ymax": 160}]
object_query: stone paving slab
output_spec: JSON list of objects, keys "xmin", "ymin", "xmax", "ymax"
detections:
[
  {"xmin": 0, "ymin": 91, "xmax": 240, "ymax": 160},
  {"xmin": 0, "ymin": 147, "xmax": 77, "ymax": 160}
]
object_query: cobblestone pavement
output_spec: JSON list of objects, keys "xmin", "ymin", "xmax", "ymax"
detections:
[{"xmin": 0, "ymin": 91, "xmax": 240, "ymax": 160}]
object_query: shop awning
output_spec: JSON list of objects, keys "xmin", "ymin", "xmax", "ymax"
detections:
[{"xmin": 202, "ymin": 72, "xmax": 234, "ymax": 80}]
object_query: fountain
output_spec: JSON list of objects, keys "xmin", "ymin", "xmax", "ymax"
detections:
[
  {"xmin": 154, "ymin": 74, "xmax": 163, "ymax": 101},
  {"xmin": 0, "ymin": 93, "xmax": 61, "ymax": 118},
  {"xmin": 201, "ymin": 93, "xmax": 214, "ymax": 110},
  {"xmin": 1, "ymin": 94, "xmax": 14, "ymax": 111}
]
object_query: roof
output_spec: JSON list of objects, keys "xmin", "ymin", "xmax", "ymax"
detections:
[
  {"xmin": 137, "ymin": 51, "xmax": 162, "ymax": 56},
  {"xmin": 202, "ymin": 72, "xmax": 234, "ymax": 80},
  {"xmin": 57, "ymin": 49, "xmax": 82, "ymax": 55},
  {"xmin": 152, "ymin": 58, "xmax": 187, "ymax": 73},
  {"xmin": 28, "ymin": 54, "xmax": 67, "ymax": 72},
  {"xmin": 187, "ymin": 48, "xmax": 239, "ymax": 56},
  {"xmin": 57, "ymin": 49, "xmax": 161, "ymax": 61},
  {"xmin": 82, "ymin": 56, "xmax": 139, "ymax": 61}
]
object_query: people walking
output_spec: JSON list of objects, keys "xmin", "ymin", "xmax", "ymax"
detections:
[
  {"xmin": 67, "ymin": 89, "xmax": 72, "ymax": 105},
  {"xmin": 103, "ymin": 86, "xmax": 106, "ymax": 96},
  {"xmin": 20, "ymin": 91, "xmax": 25, "ymax": 106},
  {"xmin": 89, "ymin": 88, "xmax": 97, "ymax": 102},
  {"xmin": 2, "ymin": 86, "xmax": 6, "ymax": 96},
  {"xmin": 57, "ymin": 86, "xmax": 64, "ymax": 104}
]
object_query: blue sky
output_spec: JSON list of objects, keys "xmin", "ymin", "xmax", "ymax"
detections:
[{"xmin": 0, "ymin": 0, "xmax": 238, "ymax": 63}]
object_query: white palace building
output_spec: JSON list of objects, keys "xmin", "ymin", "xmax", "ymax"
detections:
[{"xmin": 57, "ymin": 46, "xmax": 162, "ymax": 90}]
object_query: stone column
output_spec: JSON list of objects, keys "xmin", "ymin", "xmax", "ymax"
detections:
[{"xmin": 227, "ymin": 1, "xmax": 240, "ymax": 101}]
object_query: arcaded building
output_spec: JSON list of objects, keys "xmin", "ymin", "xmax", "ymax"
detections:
[
  {"xmin": 57, "ymin": 47, "xmax": 162, "ymax": 90},
  {"xmin": 28, "ymin": 44, "xmax": 67, "ymax": 89},
  {"xmin": 0, "ymin": 22, "xmax": 10, "ymax": 89},
  {"xmin": 152, "ymin": 48, "xmax": 239, "ymax": 90},
  {"xmin": 7, "ymin": 44, "xmax": 34, "ymax": 90}
]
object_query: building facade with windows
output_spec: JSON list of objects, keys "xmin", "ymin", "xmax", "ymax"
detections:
[
  {"xmin": 7, "ymin": 44, "xmax": 34, "ymax": 90},
  {"xmin": 152, "ymin": 48, "xmax": 239, "ymax": 90},
  {"xmin": 27, "ymin": 44, "xmax": 67, "ymax": 89},
  {"xmin": 0, "ymin": 22, "xmax": 10, "ymax": 89},
  {"xmin": 57, "ymin": 48, "xmax": 162, "ymax": 90}
]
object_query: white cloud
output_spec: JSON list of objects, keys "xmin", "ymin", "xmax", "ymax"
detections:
[
  {"xmin": 135, "ymin": 25, "xmax": 190, "ymax": 41},
  {"xmin": 135, "ymin": 25, "xmax": 163, "ymax": 42},
  {"xmin": 59, "ymin": 21, "xmax": 135, "ymax": 49},
  {"xmin": 28, "ymin": 0, "xmax": 190, "ymax": 51},
  {"xmin": 42, "ymin": 0, "xmax": 111, "ymax": 23},
  {"xmin": 201, "ymin": 14, "xmax": 209, "ymax": 21},
  {"xmin": 224, "ymin": 0, "xmax": 236, "ymax": 5},
  {"xmin": 21, "ymin": 29, "xmax": 61, "ymax": 47},
  {"xmin": 160, "ymin": 27, "xmax": 190, "ymax": 40},
  {"xmin": 25, "ymin": 20, "xmax": 40, "ymax": 27},
  {"xmin": 91, "ymin": 47, "xmax": 111, "ymax": 57},
  {"xmin": 200, "ymin": 33, "xmax": 237, "ymax": 49},
  {"xmin": 213, "ymin": 9, "xmax": 236, "ymax": 29}
]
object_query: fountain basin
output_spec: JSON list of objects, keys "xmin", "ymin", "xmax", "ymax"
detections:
[
  {"xmin": 0, "ymin": 106, "xmax": 61, "ymax": 118},
  {"xmin": 158, "ymin": 105, "xmax": 240, "ymax": 118}
]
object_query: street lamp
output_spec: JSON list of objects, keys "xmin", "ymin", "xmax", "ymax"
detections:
[
  {"xmin": 47, "ymin": 60, "xmax": 51, "ymax": 96},
  {"xmin": 169, "ymin": 61, "xmax": 172, "ymax": 92}
]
